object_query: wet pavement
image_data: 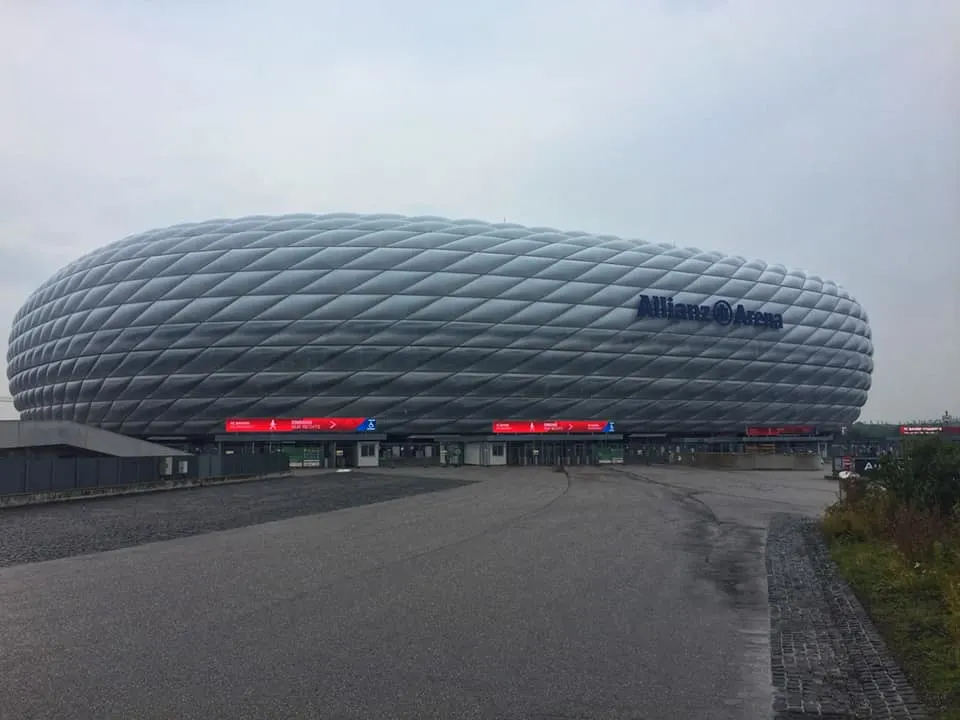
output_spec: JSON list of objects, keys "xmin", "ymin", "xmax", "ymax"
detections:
[{"xmin": 0, "ymin": 465, "xmax": 843, "ymax": 719}]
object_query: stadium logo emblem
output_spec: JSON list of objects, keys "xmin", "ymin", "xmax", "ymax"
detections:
[{"xmin": 636, "ymin": 295, "xmax": 784, "ymax": 330}]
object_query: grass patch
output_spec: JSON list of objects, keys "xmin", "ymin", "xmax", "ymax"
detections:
[
  {"xmin": 824, "ymin": 438, "xmax": 960, "ymax": 717},
  {"xmin": 827, "ymin": 532, "xmax": 960, "ymax": 718}
]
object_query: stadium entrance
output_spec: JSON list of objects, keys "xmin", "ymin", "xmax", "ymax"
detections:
[
  {"xmin": 211, "ymin": 419, "xmax": 834, "ymax": 470},
  {"xmin": 505, "ymin": 439, "xmax": 623, "ymax": 466}
]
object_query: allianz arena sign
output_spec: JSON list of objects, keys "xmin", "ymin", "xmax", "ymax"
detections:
[{"xmin": 636, "ymin": 294, "xmax": 785, "ymax": 330}]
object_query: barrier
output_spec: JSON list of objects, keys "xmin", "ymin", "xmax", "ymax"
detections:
[
  {"xmin": 682, "ymin": 453, "xmax": 823, "ymax": 471},
  {"xmin": 700, "ymin": 452, "xmax": 821, "ymax": 471},
  {"xmin": 0, "ymin": 453, "xmax": 290, "ymax": 506}
]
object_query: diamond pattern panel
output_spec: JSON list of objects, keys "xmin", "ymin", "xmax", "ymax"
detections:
[{"xmin": 6, "ymin": 213, "xmax": 874, "ymax": 436}]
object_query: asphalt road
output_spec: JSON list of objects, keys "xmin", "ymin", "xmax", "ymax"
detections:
[
  {"xmin": 0, "ymin": 471, "xmax": 475, "ymax": 567},
  {"xmin": 0, "ymin": 465, "xmax": 837, "ymax": 720}
]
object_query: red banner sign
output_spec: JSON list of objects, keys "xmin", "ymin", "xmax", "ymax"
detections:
[
  {"xmin": 745, "ymin": 425, "xmax": 817, "ymax": 437},
  {"xmin": 225, "ymin": 417, "xmax": 373, "ymax": 433},
  {"xmin": 492, "ymin": 420, "xmax": 614, "ymax": 434},
  {"xmin": 899, "ymin": 425, "xmax": 944, "ymax": 436}
]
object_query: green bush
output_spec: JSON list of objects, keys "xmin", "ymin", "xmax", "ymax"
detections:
[
  {"xmin": 823, "ymin": 490, "xmax": 891, "ymax": 541},
  {"xmin": 887, "ymin": 503, "xmax": 951, "ymax": 563},
  {"xmin": 871, "ymin": 437, "xmax": 960, "ymax": 516}
]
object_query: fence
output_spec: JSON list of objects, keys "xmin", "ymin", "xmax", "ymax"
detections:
[
  {"xmin": 623, "ymin": 450, "xmax": 823, "ymax": 470},
  {"xmin": 681, "ymin": 452, "xmax": 822, "ymax": 471},
  {"xmin": 0, "ymin": 453, "xmax": 290, "ymax": 498}
]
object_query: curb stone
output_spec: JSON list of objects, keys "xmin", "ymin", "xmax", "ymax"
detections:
[{"xmin": 766, "ymin": 513, "xmax": 929, "ymax": 719}]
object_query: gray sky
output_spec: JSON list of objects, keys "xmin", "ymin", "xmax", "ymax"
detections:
[{"xmin": 1, "ymin": 0, "xmax": 957, "ymax": 422}]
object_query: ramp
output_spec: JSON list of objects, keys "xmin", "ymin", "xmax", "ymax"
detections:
[{"xmin": 0, "ymin": 421, "xmax": 191, "ymax": 457}]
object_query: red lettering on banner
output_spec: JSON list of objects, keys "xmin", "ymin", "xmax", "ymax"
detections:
[
  {"xmin": 492, "ymin": 420, "xmax": 612, "ymax": 434},
  {"xmin": 225, "ymin": 417, "xmax": 367, "ymax": 433},
  {"xmin": 745, "ymin": 425, "xmax": 816, "ymax": 437}
]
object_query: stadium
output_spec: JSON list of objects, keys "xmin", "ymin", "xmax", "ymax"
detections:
[{"xmin": 5, "ymin": 213, "xmax": 873, "ymax": 467}]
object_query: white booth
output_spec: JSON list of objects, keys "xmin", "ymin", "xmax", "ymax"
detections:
[
  {"xmin": 463, "ymin": 442, "xmax": 507, "ymax": 466},
  {"xmin": 355, "ymin": 440, "xmax": 380, "ymax": 468}
]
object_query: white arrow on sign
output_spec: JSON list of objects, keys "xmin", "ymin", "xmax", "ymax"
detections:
[
  {"xmin": 328, "ymin": 420, "xmax": 337, "ymax": 429},
  {"xmin": 566, "ymin": 423, "xmax": 573, "ymax": 431}
]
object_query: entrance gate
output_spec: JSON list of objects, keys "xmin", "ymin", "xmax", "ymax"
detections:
[
  {"xmin": 506, "ymin": 440, "xmax": 621, "ymax": 466},
  {"xmin": 274, "ymin": 441, "xmax": 352, "ymax": 469}
]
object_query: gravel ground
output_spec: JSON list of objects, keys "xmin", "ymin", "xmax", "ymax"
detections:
[
  {"xmin": 766, "ymin": 513, "xmax": 929, "ymax": 719},
  {"xmin": 0, "ymin": 472, "xmax": 474, "ymax": 568}
]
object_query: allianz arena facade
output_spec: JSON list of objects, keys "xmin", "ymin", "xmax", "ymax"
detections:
[{"xmin": 6, "ymin": 213, "xmax": 873, "ymax": 440}]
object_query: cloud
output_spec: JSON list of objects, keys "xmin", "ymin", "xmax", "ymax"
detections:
[{"xmin": 0, "ymin": 0, "xmax": 957, "ymax": 421}]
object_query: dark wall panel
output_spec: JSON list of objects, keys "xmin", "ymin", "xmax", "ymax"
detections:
[{"xmin": 0, "ymin": 454, "xmax": 289, "ymax": 497}]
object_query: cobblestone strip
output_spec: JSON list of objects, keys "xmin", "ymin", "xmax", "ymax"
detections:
[{"xmin": 766, "ymin": 514, "xmax": 929, "ymax": 719}]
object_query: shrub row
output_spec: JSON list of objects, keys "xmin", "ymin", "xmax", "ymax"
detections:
[{"xmin": 823, "ymin": 436, "xmax": 960, "ymax": 716}]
